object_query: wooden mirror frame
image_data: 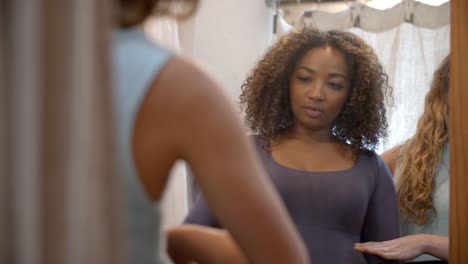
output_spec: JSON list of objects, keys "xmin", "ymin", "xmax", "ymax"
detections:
[{"xmin": 449, "ymin": 0, "xmax": 468, "ymax": 262}]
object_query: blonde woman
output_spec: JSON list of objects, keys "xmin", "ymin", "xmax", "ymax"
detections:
[{"xmin": 355, "ymin": 55, "xmax": 450, "ymax": 264}]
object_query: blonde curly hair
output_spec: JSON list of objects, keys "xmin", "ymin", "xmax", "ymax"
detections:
[{"xmin": 396, "ymin": 55, "xmax": 450, "ymax": 225}]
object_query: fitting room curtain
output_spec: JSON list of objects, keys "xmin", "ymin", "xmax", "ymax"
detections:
[
  {"xmin": 276, "ymin": 0, "xmax": 450, "ymax": 152},
  {"xmin": 0, "ymin": 1, "xmax": 123, "ymax": 263}
]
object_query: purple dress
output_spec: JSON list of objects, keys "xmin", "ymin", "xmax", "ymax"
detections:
[{"xmin": 185, "ymin": 135, "xmax": 399, "ymax": 264}]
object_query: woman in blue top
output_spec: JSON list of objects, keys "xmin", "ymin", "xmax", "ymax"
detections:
[
  {"xmin": 185, "ymin": 28, "xmax": 400, "ymax": 263},
  {"xmin": 355, "ymin": 56, "xmax": 450, "ymax": 264},
  {"xmin": 113, "ymin": 0, "xmax": 309, "ymax": 263}
]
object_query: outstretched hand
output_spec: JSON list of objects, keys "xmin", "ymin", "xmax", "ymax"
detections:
[{"xmin": 354, "ymin": 235, "xmax": 426, "ymax": 261}]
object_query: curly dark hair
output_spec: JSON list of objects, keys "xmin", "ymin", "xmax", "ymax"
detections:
[{"xmin": 240, "ymin": 28, "xmax": 392, "ymax": 157}]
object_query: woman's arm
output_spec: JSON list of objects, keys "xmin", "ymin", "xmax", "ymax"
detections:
[
  {"xmin": 167, "ymin": 224, "xmax": 248, "ymax": 264},
  {"xmin": 360, "ymin": 155, "xmax": 400, "ymax": 264},
  {"xmin": 425, "ymin": 234, "xmax": 449, "ymax": 260},
  {"xmin": 380, "ymin": 145, "xmax": 401, "ymax": 176},
  {"xmin": 355, "ymin": 234, "xmax": 448, "ymax": 261},
  {"xmin": 137, "ymin": 56, "xmax": 308, "ymax": 264}
]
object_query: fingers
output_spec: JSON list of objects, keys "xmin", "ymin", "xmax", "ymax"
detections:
[
  {"xmin": 354, "ymin": 242, "xmax": 381, "ymax": 253},
  {"xmin": 355, "ymin": 240, "xmax": 412, "ymax": 261},
  {"xmin": 354, "ymin": 242, "xmax": 392, "ymax": 259}
]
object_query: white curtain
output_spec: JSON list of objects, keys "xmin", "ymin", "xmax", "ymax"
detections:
[
  {"xmin": 143, "ymin": 17, "xmax": 189, "ymax": 229},
  {"xmin": 277, "ymin": 0, "xmax": 450, "ymax": 153},
  {"xmin": 0, "ymin": 1, "xmax": 123, "ymax": 264}
]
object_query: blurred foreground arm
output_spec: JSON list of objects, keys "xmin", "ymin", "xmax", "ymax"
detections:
[
  {"xmin": 167, "ymin": 224, "xmax": 248, "ymax": 264},
  {"xmin": 139, "ymin": 56, "xmax": 308, "ymax": 264}
]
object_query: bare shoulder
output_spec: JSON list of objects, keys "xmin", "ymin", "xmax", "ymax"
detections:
[
  {"xmin": 380, "ymin": 145, "xmax": 402, "ymax": 176},
  {"xmin": 154, "ymin": 55, "xmax": 228, "ymax": 108},
  {"xmin": 132, "ymin": 54, "xmax": 238, "ymax": 199},
  {"xmin": 143, "ymin": 54, "xmax": 244, "ymax": 157}
]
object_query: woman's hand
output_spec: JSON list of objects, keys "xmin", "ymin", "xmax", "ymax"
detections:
[
  {"xmin": 354, "ymin": 234, "xmax": 448, "ymax": 261},
  {"xmin": 354, "ymin": 235, "xmax": 427, "ymax": 261}
]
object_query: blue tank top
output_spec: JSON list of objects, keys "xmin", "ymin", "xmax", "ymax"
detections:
[
  {"xmin": 395, "ymin": 143, "xmax": 449, "ymax": 262},
  {"xmin": 112, "ymin": 27, "xmax": 173, "ymax": 264}
]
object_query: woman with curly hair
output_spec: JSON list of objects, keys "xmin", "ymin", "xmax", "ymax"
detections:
[
  {"xmin": 113, "ymin": 0, "xmax": 309, "ymax": 263},
  {"xmin": 185, "ymin": 28, "xmax": 399, "ymax": 263},
  {"xmin": 355, "ymin": 56, "xmax": 450, "ymax": 264}
]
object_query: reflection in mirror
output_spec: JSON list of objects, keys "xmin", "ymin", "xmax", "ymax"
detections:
[
  {"xmin": 186, "ymin": 26, "xmax": 400, "ymax": 263},
  {"xmin": 185, "ymin": 0, "xmax": 451, "ymax": 263},
  {"xmin": 276, "ymin": 0, "xmax": 450, "ymax": 153},
  {"xmin": 273, "ymin": 1, "xmax": 451, "ymax": 262}
]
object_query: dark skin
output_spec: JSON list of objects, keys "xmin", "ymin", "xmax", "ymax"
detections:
[{"xmin": 271, "ymin": 46, "xmax": 354, "ymax": 172}]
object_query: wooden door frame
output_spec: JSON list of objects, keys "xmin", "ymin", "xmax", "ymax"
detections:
[{"xmin": 449, "ymin": 0, "xmax": 468, "ymax": 262}]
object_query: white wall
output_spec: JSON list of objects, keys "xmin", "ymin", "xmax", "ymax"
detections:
[
  {"xmin": 179, "ymin": 0, "xmax": 273, "ymax": 108},
  {"xmin": 174, "ymin": 0, "xmax": 274, "ymax": 216}
]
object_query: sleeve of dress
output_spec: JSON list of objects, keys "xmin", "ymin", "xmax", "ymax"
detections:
[
  {"xmin": 361, "ymin": 154, "xmax": 400, "ymax": 264},
  {"xmin": 183, "ymin": 193, "xmax": 222, "ymax": 228}
]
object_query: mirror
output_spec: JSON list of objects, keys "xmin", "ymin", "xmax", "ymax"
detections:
[{"xmin": 159, "ymin": 0, "xmax": 468, "ymax": 262}]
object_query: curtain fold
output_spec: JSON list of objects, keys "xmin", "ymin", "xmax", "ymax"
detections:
[
  {"xmin": 282, "ymin": 0, "xmax": 450, "ymax": 32},
  {"xmin": 0, "ymin": 1, "xmax": 124, "ymax": 264}
]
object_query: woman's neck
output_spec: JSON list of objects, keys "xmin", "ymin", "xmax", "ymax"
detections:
[{"xmin": 270, "ymin": 127, "xmax": 354, "ymax": 172}]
